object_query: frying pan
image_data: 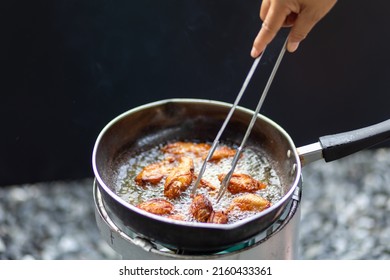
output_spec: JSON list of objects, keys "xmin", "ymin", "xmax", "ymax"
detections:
[{"xmin": 92, "ymin": 98, "xmax": 390, "ymax": 253}]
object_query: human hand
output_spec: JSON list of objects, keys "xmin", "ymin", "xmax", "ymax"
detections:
[{"xmin": 251, "ymin": 0, "xmax": 337, "ymax": 57}]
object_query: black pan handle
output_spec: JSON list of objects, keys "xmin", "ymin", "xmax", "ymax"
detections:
[{"xmin": 319, "ymin": 119, "xmax": 390, "ymax": 162}]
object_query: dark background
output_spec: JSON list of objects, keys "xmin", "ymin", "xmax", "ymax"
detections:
[{"xmin": 1, "ymin": 0, "xmax": 389, "ymax": 186}]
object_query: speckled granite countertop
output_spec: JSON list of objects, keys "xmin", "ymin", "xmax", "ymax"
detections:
[{"xmin": 1, "ymin": 149, "xmax": 389, "ymax": 260}]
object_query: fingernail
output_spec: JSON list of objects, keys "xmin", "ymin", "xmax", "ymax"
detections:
[
  {"xmin": 288, "ymin": 42, "xmax": 300, "ymax": 52},
  {"xmin": 251, "ymin": 47, "xmax": 259, "ymax": 58}
]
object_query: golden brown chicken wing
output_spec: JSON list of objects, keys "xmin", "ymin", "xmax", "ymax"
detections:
[
  {"xmin": 162, "ymin": 142, "xmax": 210, "ymax": 157},
  {"xmin": 193, "ymin": 175, "xmax": 217, "ymax": 191},
  {"xmin": 228, "ymin": 193, "xmax": 271, "ymax": 212},
  {"xmin": 164, "ymin": 156, "xmax": 194, "ymax": 199},
  {"xmin": 207, "ymin": 211, "xmax": 228, "ymax": 224},
  {"xmin": 134, "ymin": 157, "xmax": 175, "ymax": 186},
  {"xmin": 162, "ymin": 141, "xmax": 236, "ymax": 162},
  {"xmin": 137, "ymin": 198, "xmax": 174, "ymax": 215},
  {"xmin": 208, "ymin": 145, "xmax": 236, "ymax": 162},
  {"xmin": 190, "ymin": 194, "xmax": 213, "ymax": 222},
  {"xmin": 218, "ymin": 173, "xmax": 266, "ymax": 194}
]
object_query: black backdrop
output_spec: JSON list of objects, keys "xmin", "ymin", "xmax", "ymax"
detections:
[{"xmin": 1, "ymin": 0, "xmax": 389, "ymax": 186}]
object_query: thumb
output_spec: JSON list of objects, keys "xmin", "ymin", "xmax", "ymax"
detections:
[{"xmin": 287, "ymin": 12, "xmax": 319, "ymax": 52}]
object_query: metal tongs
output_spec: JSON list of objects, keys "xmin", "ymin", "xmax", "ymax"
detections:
[{"xmin": 191, "ymin": 39, "xmax": 288, "ymax": 203}]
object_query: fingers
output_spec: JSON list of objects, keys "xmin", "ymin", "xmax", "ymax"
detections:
[
  {"xmin": 251, "ymin": 0, "xmax": 338, "ymax": 56},
  {"xmin": 251, "ymin": 2, "xmax": 290, "ymax": 58},
  {"xmin": 286, "ymin": 10, "xmax": 319, "ymax": 52},
  {"xmin": 284, "ymin": 12, "xmax": 298, "ymax": 27},
  {"xmin": 286, "ymin": 0, "xmax": 338, "ymax": 52},
  {"xmin": 259, "ymin": 0, "xmax": 271, "ymax": 20}
]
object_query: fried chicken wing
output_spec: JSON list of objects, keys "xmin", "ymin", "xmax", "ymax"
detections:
[
  {"xmin": 218, "ymin": 173, "xmax": 266, "ymax": 194},
  {"xmin": 193, "ymin": 175, "xmax": 217, "ymax": 191},
  {"xmin": 228, "ymin": 193, "xmax": 271, "ymax": 212},
  {"xmin": 207, "ymin": 211, "xmax": 228, "ymax": 224},
  {"xmin": 134, "ymin": 157, "xmax": 175, "ymax": 186},
  {"xmin": 162, "ymin": 142, "xmax": 236, "ymax": 162},
  {"xmin": 208, "ymin": 146, "xmax": 236, "ymax": 162},
  {"xmin": 164, "ymin": 156, "xmax": 194, "ymax": 199},
  {"xmin": 137, "ymin": 198, "xmax": 174, "ymax": 215},
  {"xmin": 162, "ymin": 142, "xmax": 210, "ymax": 157},
  {"xmin": 190, "ymin": 194, "xmax": 213, "ymax": 222}
]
